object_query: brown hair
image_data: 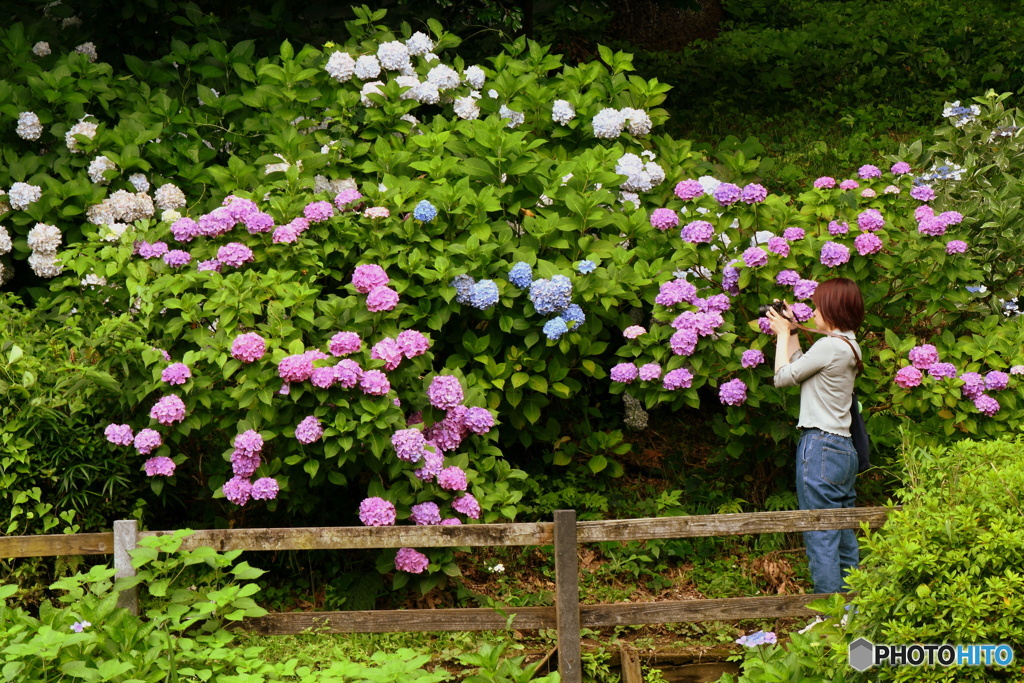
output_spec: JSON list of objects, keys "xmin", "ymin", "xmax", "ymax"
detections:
[{"xmin": 812, "ymin": 278, "xmax": 864, "ymax": 332}]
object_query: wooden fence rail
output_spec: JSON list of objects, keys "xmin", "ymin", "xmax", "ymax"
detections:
[{"xmin": 2, "ymin": 506, "xmax": 896, "ymax": 683}]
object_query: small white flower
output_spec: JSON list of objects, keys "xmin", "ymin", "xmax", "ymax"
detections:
[
  {"xmin": 453, "ymin": 95, "xmax": 480, "ymax": 120},
  {"xmin": 427, "ymin": 64, "xmax": 460, "ymax": 90},
  {"xmin": 641, "ymin": 150, "xmax": 656, "ymax": 160},
  {"xmin": 354, "ymin": 55, "xmax": 381, "ymax": 80},
  {"xmin": 102, "ymin": 223, "xmax": 130, "ymax": 242},
  {"xmin": 377, "ymin": 41, "xmax": 411, "ymax": 71},
  {"xmin": 463, "ymin": 65, "xmax": 486, "ymax": 90},
  {"xmin": 378, "ymin": 183, "xmax": 388, "ymax": 192},
  {"xmin": 27, "ymin": 222, "xmax": 62, "ymax": 254},
  {"xmin": 28, "ymin": 251, "xmax": 62, "ymax": 278},
  {"xmin": 81, "ymin": 273, "xmax": 107, "ymax": 287},
  {"xmin": 499, "ymin": 104, "xmax": 524, "ymax": 129},
  {"xmin": 698, "ymin": 175, "xmax": 722, "ymax": 195},
  {"xmin": 65, "ymin": 119, "xmax": 98, "ymax": 153},
  {"xmin": 619, "ymin": 191, "xmax": 639, "ymax": 206},
  {"xmin": 400, "ymin": 114, "xmax": 419, "ymax": 127},
  {"xmin": 360, "ymin": 81, "xmax": 384, "ymax": 107},
  {"xmin": 128, "ymin": 173, "xmax": 149, "ymax": 192},
  {"xmin": 74, "ymin": 42, "xmax": 98, "ymax": 63},
  {"xmin": 592, "ymin": 108, "xmax": 625, "ymax": 139},
  {"xmin": 489, "ymin": 563, "xmax": 505, "ymax": 573},
  {"xmin": 88, "ymin": 155, "xmax": 117, "ymax": 184},
  {"xmin": 0, "ymin": 226, "xmax": 12, "ymax": 254},
  {"xmin": 16, "ymin": 112, "xmax": 43, "ymax": 140},
  {"xmin": 325, "ymin": 51, "xmax": 356, "ymax": 82},
  {"xmin": 487, "ymin": 89, "xmax": 498, "ymax": 99},
  {"xmin": 62, "ymin": 16, "xmax": 82, "ymax": 29},
  {"xmin": 154, "ymin": 183, "xmax": 186, "ymax": 211},
  {"xmin": 9, "ymin": 182, "xmax": 42, "ymax": 210},
  {"xmin": 406, "ymin": 31, "xmax": 434, "ymax": 56},
  {"xmin": 552, "ymin": 100, "xmax": 575, "ymax": 125},
  {"xmin": 422, "ymin": 52, "xmax": 439, "ymax": 63},
  {"xmin": 32, "ymin": 41, "xmax": 51, "ymax": 57},
  {"xmin": 621, "ymin": 107, "xmax": 652, "ymax": 136}
]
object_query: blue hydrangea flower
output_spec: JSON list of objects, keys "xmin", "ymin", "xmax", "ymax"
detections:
[
  {"xmin": 468, "ymin": 280, "xmax": 499, "ymax": 310},
  {"xmin": 508, "ymin": 261, "xmax": 532, "ymax": 289},
  {"xmin": 576, "ymin": 260, "xmax": 596, "ymax": 274},
  {"xmin": 451, "ymin": 275, "xmax": 475, "ymax": 305},
  {"xmin": 543, "ymin": 317, "xmax": 569, "ymax": 340},
  {"xmin": 560, "ymin": 303, "xmax": 585, "ymax": 329},
  {"xmin": 530, "ymin": 276, "xmax": 572, "ymax": 314},
  {"xmin": 413, "ymin": 200, "xmax": 437, "ymax": 222}
]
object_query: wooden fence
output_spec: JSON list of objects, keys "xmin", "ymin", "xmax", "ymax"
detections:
[{"xmin": 1, "ymin": 506, "xmax": 894, "ymax": 683}]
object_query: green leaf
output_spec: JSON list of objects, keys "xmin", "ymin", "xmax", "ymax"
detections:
[
  {"xmin": 7, "ymin": 345, "xmax": 23, "ymax": 365},
  {"xmin": 588, "ymin": 455, "xmax": 608, "ymax": 474}
]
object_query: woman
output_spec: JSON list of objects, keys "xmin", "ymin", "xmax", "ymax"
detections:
[{"xmin": 767, "ymin": 278, "xmax": 864, "ymax": 595}]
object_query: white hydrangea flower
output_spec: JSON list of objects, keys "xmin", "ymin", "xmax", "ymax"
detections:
[
  {"xmin": 16, "ymin": 112, "xmax": 43, "ymax": 140},
  {"xmin": 81, "ymin": 273, "xmax": 107, "ymax": 287},
  {"xmin": 400, "ymin": 114, "xmax": 419, "ymax": 127},
  {"xmin": 463, "ymin": 65, "xmax": 485, "ymax": 90},
  {"xmin": 378, "ymin": 183, "xmax": 388, "ymax": 192},
  {"xmin": 400, "ymin": 63, "xmax": 417, "ymax": 77},
  {"xmin": 162, "ymin": 209, "xmax": 181, "ymax": 223},
  {"xmin": 615, "ymin": 153, "xmax": 665, "ymax": 192},
  {"xmin": 406, "ymin": 31, "xmax": 434, "ymax": 56},
  {"xmin": 395, "ymin": 75, "xmax": 421, "ymax": 100},
  {"xmin": 592, "ymin": 108, "xmax": 625, "ymax": 138},
  {"xmin": 561, "ymin": 173, "xmax": 574, "ymax": 185},
  {"xmin": 154, "ymin": 183, "xmax": 186, "ymax": 211},
  {"xmin": 499, "ymin": 104, "xmax": 524, "ymax": 129},
  {"xmin": 622, "ymin": 108, "xmax": 652, "ymax": 136},
  {"xmin": 62, "ymin": 16, "xmax": 81, "ymax": 29},
  {"xmin": 422, "ymin": 52, "xmax": 439, "ymax": 63},
  {"xmin": 74, "ymin": 42, "xmax": 98, "ymax": 62},
  {"xmin": 641, "ymin": 150, "xmax": 656, "ymax": 160},
  {"xmin": 88, "ymin": 155, "xmax": 117, "ymax": 184},
  {"xmin": 0, "ymin": 226, "xmax": 11, "ymax": 254},
  {"xmin": 698, "ymin": 175, "xmax": 722, "ymax": 195},
  {"xmin": 102, "ymin": 223, "xmax": 130, "ymax": 242},
  {"xmin": 360, "ymin": 81, "xmax": 385, "ymax": 107},
  {"xmin": 552, "ymin": 100, "xmax": 575, "ymax": 125},
  {"xmin": 103, "ymin": 190, "xmax": 153, "ymax": 222},
  {"xmin": 487, "ymin": 89, "xmax": 498, "ymax": 98},
  {"xmin": 354, "ymin": 55, "xmax": 381, "ymax": 80},
  {"xmin": 453, "ymin": 95, "xmax": 480, "ymax": 120},
  {"xmin": 65, "ymin": 120, "xmax": 98, "ymax": 153},
  {"xmin": 27, "ymin": 223, "xmax": 62, "ymax": 254},
  {"xmin": 325, "ymin": 51, "xmax": 356, "ymax": 82},
  {"xmin": 619, "ymin": 191, "xmax": 640, "ymax": 206},
  {"xmin": 32, "ymin": 41, "xmax": 51, "ymax": 57},
  {"xmin": 128, "ymin": 173, "xmax": 149, "ymax": 192},
  {"xmin": 28, "ymin": 251, "xmax": 62, "ymax": 278},
  {"xmin": 377, "ymin": 41, "xmax": 411, "ymax": 71},
  {"xmin": 537, "ymin": 194, "xmax": 553, "ymax": 207},
  {"xmin": 0, "ymin": 190, "xmax": 8, "ymax": 215},
  {"xmin": 413, "ymin": 81, "xmax": 440, "ymax": 105},
  {"xmin": 427, "ymin": 64, "xmax": 460, "ymax": 90},
  {"xmin": 9, "ymin": 182, "xmax": 42, "ymax": 210}
]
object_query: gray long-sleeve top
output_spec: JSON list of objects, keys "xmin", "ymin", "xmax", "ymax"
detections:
[{"xmin": 774, "ymin": 331, "xmax": 861, "ymax": 437}]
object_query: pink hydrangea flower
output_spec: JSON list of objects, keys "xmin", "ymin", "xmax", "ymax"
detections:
[
  {"xmin": 223, "ymin": 476, "xmax": 253, "ymax": 506},
  {"xmin": 335, "ymin": 189, "xmax": 363, "ymax": 209},
  {"xmin": 655, "ymin": 279, "xmax": 697, "ymax": 307},
  {"xmin": 231, "ymin": 333, "xmax": 266, "ymax": 363},
  {"xmin": 719, "ymin": 378, "xmax": 747, "ymax": 406},
  {"xmin": 216, "ymin": 242, "xmax": 254, "ymax": 268},
  {"xmin": 839, "ymin": 179, "xmax": 860, "ymax": 190},
  {"xmin": 974, "ymin": 394, "xmax": 1000, "ymax": 416},
  {"xmin": 359, "ymin": 497, "xmax": 396, "ymax": 526},
  {"xmin": 910, "ymin": 186, "xmax": 935, "ymax": 202},
  {"xmin": 776, "ymin": 270, "xmax": 800, "ymax": 285},
  {"xmin": 894, "ymin": 366, "xmax": 923, "ymax": 388},
  {"xmin": 453, "ymin": 493, "xmax": 481, "ymax": 519},
  {"xmin": 782, "ymin": 227, "xmax": 805, "ymax": 241},
  {"xmin": 891, "ymin": 162, "xmax": 912, "ymax": 175},
  {"xmin": 464, "ymin": 407, "xmax": 494, "ymax": 435},
  {"xmin": 105, "ymin": 423, "xmax": 134, "ymax": 446},
  {"xmin": 437, "ymin": 466, "xmax": 468, "ymax": 491},
  {"xmin": 883, "ymin": 185, "xmax": 900, "ymax": 194},
  {"xmin": 395, "ymin": 547, "xmax": 429, "ymax": 573},
  {"xmin": 713, "ymin": 183, "xmax": 742, "ymax": 206},
  {"xmin": 827, "ymin": 221, "xmax": 849, "ymax": 236},
  {"xmin": 857, "ymin": 209, "xmax": 885, "ymax": 232},
  {"xmin": 272, "ymin": 224, "xmax": 301, "ymax": 243},
  {"xmin": 854, "ymin": 233, "xmax": 883, "ymax": 255},
  {"xmin": 170, "ymin": 217, "xmax": 199, "ymax": 242},
  {"xmin": 163, "ymin": 250, "xmax": 192, "ymax": 267},
  {"xmin": 740, "ymin": 183, "xmax": 767, "ymax": 203},
  {"xmin": 397, "ymin": 330, "xmax": 430, "ymax": 357},
  {"xmin": 415, "ymin": 449, "xmax": 444, "ymax": 481},
  {"xmin": 681, "ymin": 220, "xmax": 714, "ymax": 243},
  {"xmin": 244, "ymin": 211, "xmax": 275, "ymax": 234},
  {"xmin": 820, "ymin": 241, "xmax": 851, "ymax": 267},
  {"xmin": 278, "ymin": 354, "xmax": 314, "ymax": 382},
  {"xmin": 197, "ymin": 259, "xmax": 222, "ymax": 272},
  {"xmin": 311, "ymin": 366, "xmax": 336, "ymax": 388},
  {"xmin": 329, "ymin": 331, "xmax": 362, "ymax": 356},
  {"xmin": 144, "ymin": 456, "xmax": 175, "ymax": 477},
  {"xmin": 304, "ymin": 200, "xmax": 335, "ymax": 223},
  {"xmin": 138, "ymin": 241, "xmax": 169, "ymax": 259},
  {"xmin": 914, "ymin": 204, "xmax": 934, "ymax": 222},
  {"xmin": 134, "ymin": 428, "xmax": 162, "ymax": 454},
  {"xmin": 428, "ymin": 375, "xmax": 464, "ymax": 409},
  {"xmin": 440, "ymin": 518, "xmax": 462, "ymax": 526},
  {"xmin": 371, "ymin": 337, "xmax": 403, "ymax": 370},
  {"xmin": 928, "ymin": 362, "xmax": 957, "ymax": 380},
  {"xmin": 742, "ymin": 247, "xmax": 768, "ymax": 268},
  {"xmin": 858, "ymin": 164, "xmax": 881, "ymax": 179},
  {"xmin": 650, "ymin": 208, "xmax": 679, "ymax": 230},
  {"xmin": 610, "ymin": 363, "xmax": 639, "ymax": 383},
  {"xmin": 1011, "ymin": 365, "xmax": 1024, "ymax": 376},
  {"xmin": 986, "ymin": 371, "xmax": 1009, "ymax": 391},
  {"xmin": 161, "ymin": 363, "xmax": 191, "ymax": 385},
  {"xmin": 335, "ymin": 359, "xmax": 363, "ymax": 388},
  {"xmin": 251, "ymin": 477, "xmax": 280, "ymax": 500},
  {"xmin": 959, "ymin": 372, "xmax": 986, "ymax": 398},
  {"xmin": 150, "ymin": 395, "xmax": 186, "ymax": 425},
  {"xmin": 360, "ymin": 369, "xmax": 391, "ymax": 395},
  {"xmin": 861, "ymin": 188, "xmax": 877, "ymax": 198},
  {"xmin": 908, "ymin": 344, "xmax": 939, "ymax": 369},
  {"xmin": 295, "ymin": 416, "xmax": 323, "ymax": 444},
  {"xmin": 791, "ymin": 303, "xmax": 813, "ymax": 322},
  {"xmin": 670, "ymin": 328, "xmax": 698, "ymax": 356},
  {"xmin": 352, "ymin": 264, "xmax": 390, "ymax": 293},
  {"xmin": 364, "ymin": 206, "xmax": 390, "ymax": 219},
  {"xmin": 813, "ymin": 177, "xmax": 836, "ymax": 189},
  {"xmin": 766, "ymin": 237, "xmax": 789, "ymax": 256},
  {"xmin": 638, "ymin": 363, "xmax": 662, "ymax": 381},
  {"xmin": 674, "ymin": 179, "xmax": 704, "ymax": 200},
  {"xmin": 623, "ymin": 325, "xmax": 646, "ymax": 339},
  {"xmin": 794, "ymin": 279, "xmax": 818, "ymax": 300},
  {"xmin": 663, "ymin": 367, "xmax": 693, "ymax": 390},
  {"xmin": 392, "ymin": 428, "xmax": 427, "ymax": 462},
  {"xmin": 366, "ymin": 285, "xmax": 399, "ymax": 312},
  {"xmin": 410, "ymin": 502, "xmax": 441, "ymax": 525},
  {"xmin": 741, "ymin": 349, "xmax": 765, "ymax": 368},
  {"xmin": 231, "ymin": 450, "xmax": 261, "ymax": 477},
  {"xmin": 918, "ymin": 216, "xmax": 947, "ymax": 236}
]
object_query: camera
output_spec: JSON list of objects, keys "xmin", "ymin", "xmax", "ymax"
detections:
[{"xmin": 758, "ymin": 299, "xmax": 787, "ymax": 316}]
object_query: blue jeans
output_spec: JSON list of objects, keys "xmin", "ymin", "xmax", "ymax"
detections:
[{"xmin": 796, "ymin": 428, "xmax": 859, "ymax": 594}]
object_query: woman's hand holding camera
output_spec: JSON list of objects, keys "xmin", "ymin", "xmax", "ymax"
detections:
[{"xmin": 766, "ymin": 302, "xmax": 796, "ymax": 336}]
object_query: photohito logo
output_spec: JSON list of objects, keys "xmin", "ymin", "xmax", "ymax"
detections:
[{"xmin": 849, "ymin": 638, "xmax": 1015, "ymax": 671}]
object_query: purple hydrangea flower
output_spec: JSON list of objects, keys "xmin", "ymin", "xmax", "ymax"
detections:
[
  {"xmin": 328, "ymin": 331, "xmax": 361, "ymax": 356},
  {"xmin": 928, "ymin": 362, "xmax": 957, "ymax": 379},
  {"xmin": 272, "ymin": 224, "xmax": 301, "ymax": 244},
  {"xmin": 741, "ymin": 183, "xmax": 767, "ymax": 204},
  {"xmin": 359, "ymin": 497, "xmax": 397, "ymax": 526},
  {"xmin": 974, "ymin": 394, "xmax": 1000, "ymax": 416},
  {"xmin": 144, "ymin": 456, "xmax": 176, "ymax": 477},
  {"xmin": 663, "ymin": 367, "xmax": 694, "ymax": 390},
  {"xmin": 335, "ymin": 359, "xmax": 363, "ymax": 388},
  {"xmin": 311, "ymin": 366, "xmax": 336, "ymax": 388},
  {"xmin": 335, "ymin": 189, "xmax": 363, "ymax": 210},
  {"xmin": 638, "ymin": 363, "xmax": 662, "ymax": 381},
  {"xmin": 986, "ymin": 371, "xmax": 1010, "ymax": 391},
  {"xmin": 231, "ymin": 333, "xmax": 266, "ymax": 363},
  {"xmin": 623, "ymin": 325, "xmax": 646, "ymax": 339},
  {"xmin": 915, "ymin": 204, "xmax": 935, "ymax": 222},
  {"xmin": 251, "ymin": 477, "xmax": 280, "ymax": 500},
  {"xmin": 813, "ymin": 177, "xmax": 836, "ymax": 189},
  {"xmin": 741, "ymin": 349, "xmax": 765, "ymax": 368},
  {"xmin": 464, "ymin": 407, "xmax": 494, "ymax": 435},
  {"xmin": 828, "ymin": 221, "xmax": 849, "ymax": 236},
  {"xmin": 719, "ymin": 378, "xmax": 747, "ymax": 406},
  {"xmin": 223, "ymin": 476, "xmax": 252, "ymax": 505},
  {"xmin": 440, "ymin": 518, "xmax": 462, "ymax": 525},
  {"xmin": 161, "ymin": 363, "xmax": 191, "ymax": 385},
  {"xmin": 395, "ymin": 547, "xmax": 430, "ymax": 573},
  {"xmin": 910, "ymin": 186, "xmax": 935, "ymax": 202},
  {"xmin": 918, "ymin": 216, "xmax": 947, "ymax": 236},
  {"xmin": 894, "ymin": 366, "xmax": 923, "ymax": 388},
  {"xmin": 766, "ymin": 237, "xmax": 789, "ymax": 256},
  {"xmin": 231, "ymin": 450, "xmax": 261, "ymax": 477},
  {"xmin": 397, "ymin": 330, "xmax": 430, "ymax": 358},
  {"xmin": 360, "ymin": 369, "xmax": 391, "ymax": 395},
  {"xmin": 742, "ymin": 247, "xmax": 768, "ymax": 268},
  {"xmin": 170, "ymin": 217, "xmax": 199, "ymax": 242},
  {"xmin": 782, "ymin": 227, "xmax": 805, "ymax": 241},
  {"xmin": 150, "ymin": 395, "xmax": 186, "ymax": 425},
  {"xmin": 820, "ymin": 241, "xmax": 851, "ymax": 267},
  {"xmin": 839, "ymin": 179, "xmax": 860, "ymax": 190},
  {"xmin": 858, "ymin": 164, "xmax": 881, "ymax": 179},
  {"xmin": 352, "ymin": 264, "xmax": 389, "ymax": 293},
  {"xmin": 134, "ymin": 428, "xmax": 162, "ymax": 454},
  {"xmin": 655, "ymin": 279, "xmax": 698, "ymax": 306},
  {"xmin": 163, "ymin": 250, "xmax": 192, "ymax": 267},
  {"xmin": 428, "ymin": 375, "xmax": 464, "ymax": 409},
  {"xmin": 891, "ymin": 162, "xmax": 912, "ymax": 175},
  {"xmin": 701, "ymin": 294, "xmax": 731, "ymax": 313},
  {"xmin": 244, "ymin": 211, "xmax": 275, "ymax": 234},
  {"xmin": 610, "ymin": 363, "xmax": 639, "ymax": 383},
  {"xmin": 674, "ymin": 179, "xmax": 704, "ymax": 200},
  {"xmin": 908, "ymin": 344, "xmax": 939, "ymax": 369},
  {"xmin": 410, "ymin": 502, "xmax": 442, "ymax": 525},
  {"xmin": 776, "ymin": 270, "xmax": 801, "ymax": 286},
  {"xmin": 758, "ymin": 317, "xmax": 773, "ymax": 334},
  {"xmin": 793, "ymin": 279, "xmax": 818, "ymax": 300},
  {"xmin": 791, "ymin": 303, "xmax": 813, "ymax": 322},
  {"xmin": 857, "ymin": 209, "xmax": 885, "ymax": 232},
  {"xmin": 713, "ymin": 183, "xmax": 742, "ymax": 206},
  {"xmin": 216, "ymin": 242, "xmax": 254, "ymax": 268},
  {"xmin": 670, "ymin": 328, "xmax": 699, "ymax": 356},
  {"xmin": 366, "ymin": 285, "xmax": 399, "ymax": 312},
  {"xmin": 940, "ymin": 211, "xmax": 964, "ymax": 225},
  {"xmin": 278, "ymin": 354, "xmax": 314, "ymax": 382},
  {"xmin": 437, "ymin": 466, "xmax": 468, "ymax": 491},
  {"xmin": 452, "ymin": 493, "xmax": 481, "ymax": 519},
  {"xmin": 233, "ymin": 430, "xmax": 264, "ymax": 456},
  {"xmin": 138, "ymin": 241, "xmax": 169, "ymax": 259},
  {"xmin": 304, "ymin": 200, "xmax": 335, "ymax": 223},
  {"xmin": 650, "ymin": 208, "xmax": 679, "ymax": 230},
  {"xmin": 197, "ymin": 207, "xmax": 236, "ymax": 236},
  {"xmin": 959, "ymin": 372, "xmax": 986, "ymax": 398},
  {"xmin": 105, "ymin": 423, "xmax": 134, "ymax": 446},
  {"xmin": 392, "ymin": 428, "xmax": 427, "ymax": 462},
  {"xmin": 371, "ymin": 338, "xmax": 403, "ymax": 371},
  {"xmin": 295, "ymin": 416, "xmax": 323, "ymax": 444},
  {"xmin": 681, "ymin": 220, "xmax": 715, "ymax": 243},
  {"xmin": 415, "ymin": 449, "xmax": 444, "ymax": 482},
  {"xmin": 197, "ymin": 259, "xmax": 222, "ymax": 272},
  {"xmin": 855, "ymin": 233, "xmax": 883, "ymax": 256}
]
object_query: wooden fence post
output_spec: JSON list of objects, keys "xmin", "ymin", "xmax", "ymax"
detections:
[
  {"xmin": 554, "ymin": 510, "xmax": 581, "ymax": 683},
  {"xmin": 113, "ymin": 519, "xmax": 138, "ymax": 616}
]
